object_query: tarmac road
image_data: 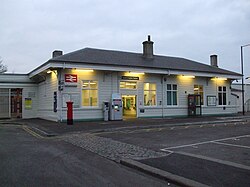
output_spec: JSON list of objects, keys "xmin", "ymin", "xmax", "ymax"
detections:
[
  {"xmin": 0, "ymin": 124, "xmax": 171, "ymax": 187},
  {"xmin": 1, "ymin": 115, "xmax": 250, "ymax": 186},
  {"xmin": 98, "ymin": 122, "xmax": 250, "ymax": 186}
]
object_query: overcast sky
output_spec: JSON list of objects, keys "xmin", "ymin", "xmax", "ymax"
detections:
[{"xmin": 1, "ymin": 0, "xmax": 250, "ymax": 80}]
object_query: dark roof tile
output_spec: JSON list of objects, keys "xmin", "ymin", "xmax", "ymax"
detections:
[{"xmin": 49, "ymin": 48, "xmax": 241, "ymax": 76}]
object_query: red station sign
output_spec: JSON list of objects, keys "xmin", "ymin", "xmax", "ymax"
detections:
[{"xmin": 65, "ymin": 74, "xmax": 77, "ymax": 83}]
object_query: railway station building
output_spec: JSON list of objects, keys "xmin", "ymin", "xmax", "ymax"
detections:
[{"xmin": 0, "ymin": 36, "xmax": 242, "ymax": 121}]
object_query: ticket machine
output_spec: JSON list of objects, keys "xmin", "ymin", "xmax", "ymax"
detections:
[{"xmin": 110, "ymin": 93, "xmax": 123, "ymax": 120}]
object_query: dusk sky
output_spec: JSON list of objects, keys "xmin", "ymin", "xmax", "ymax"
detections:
[{"xmin": 1, "ymin": 0, "xmax": 250, "ymax": 81}]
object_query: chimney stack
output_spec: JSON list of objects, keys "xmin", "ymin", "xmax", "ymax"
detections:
[
  {"xmin": 52, "ymin": 50, "xmax": 63, "ymax": 58},
  {"xmin": 142, "ymin": 35, "xmax": 154, "ymax": 59},
  {"xmin": 210, "ymin": 54, "xmax": 218, "ymax": 67}
]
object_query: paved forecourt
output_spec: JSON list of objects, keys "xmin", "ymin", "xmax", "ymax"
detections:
[
  {"xmin": 98, "ymin": 122, "xmax": 250, "ymax": 186},
  {"xmin": 0, "ymin": 124, "xmax": 171, "ymax": 187},
  {"xmin": 3, "ymin": 115, "xmax": 250, "ymax": 186}
]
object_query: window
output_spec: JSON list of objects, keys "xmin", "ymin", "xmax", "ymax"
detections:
[
  {"xmin": 82, "ymin": 80, "xmax": 98, "ymax": 106},
  {"xmin": 144, "ymin": 83, "xmax": 156, "ymax": 106},
  {"xmin": 167, "ymin": 84, "xmax": 177, "ymax": 106},
  {"xmin": 120, "ymin": 81, "xmax": 137, "ymax": 89},
  {"xmin": 194, "ymin": 85, "xmax": 204, "ymax": 105},
  {"xmin": 218, "ymin": 86, "xmax": 227, "ymax": 105}
]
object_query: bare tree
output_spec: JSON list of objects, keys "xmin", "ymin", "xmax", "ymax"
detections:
[{"xmin": 0, "ymin": 57, "xmax": 7, "ymax": 73}]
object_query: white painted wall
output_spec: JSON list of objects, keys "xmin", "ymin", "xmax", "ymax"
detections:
[
  {"xmin": 231, "ymin": 83, "xmax": 250, "ymax": 112},
  {"xmin": 37, "ymin": 72, "xmax": 58, "ymax": 121},
  {"xmin": 0, "ymin": 74, "xmax": 38, "ymax": 119},
  {"xmin": 22, "ymin": 86, "xmax": 38, "ymax": 119},
  {"xmin": 0, "ymin": 70, "xmax": 240, "ymax": 121},
  {"xmin": 34, "ymin": 69, "xmax": 239, "ymax": 121}
]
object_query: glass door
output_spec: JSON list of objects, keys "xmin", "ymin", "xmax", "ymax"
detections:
[{"xmin": 122, "ymin": 95, "xmax": 137, "ymax": 118}]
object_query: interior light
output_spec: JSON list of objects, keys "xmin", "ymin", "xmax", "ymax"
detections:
[
  {"xmin": 126, "ymin": 83, "xmax": 137, "ymax": 86},
  {"xmin": 47, "ymin": 70, "xmax": 53, "ymax": 74}
]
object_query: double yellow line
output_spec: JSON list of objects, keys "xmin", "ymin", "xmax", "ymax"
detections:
[
  {"xmin": 22, "ymin": 125, "xmax": 45, "ymax": 139},
  {"xmin": 0, "ymin": 123, "xmax": 51, "ymax": 139}
]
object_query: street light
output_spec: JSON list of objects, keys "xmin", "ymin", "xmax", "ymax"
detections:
[{"xmin": 241, "ymin": 43, "xmax": 250, "ymax": 115}]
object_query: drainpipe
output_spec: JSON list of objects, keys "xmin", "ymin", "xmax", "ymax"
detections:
[
  {"xmin": 162, "ymin": 75, "xmax": 164, "ymax": 118},
  {"xmin": 162, "ymin": 71, "xmax": 170, "ymax": 118},
  {"xmin": 58, "ymin": 69, "xmax": 63, "ymax": 122}
]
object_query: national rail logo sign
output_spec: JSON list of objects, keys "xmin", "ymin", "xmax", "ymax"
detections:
[
  {"xmin": 65, "ymin": 74, "xmax": 77, "ymax": 83},
  {"xmin": 65, "ymin": 74, "xmax": 78, "ymax": 86}
]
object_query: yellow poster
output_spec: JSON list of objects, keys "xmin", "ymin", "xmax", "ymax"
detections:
[{"xmin": 25, "ymin": 98, "xmax": 32, "ymax": 109}]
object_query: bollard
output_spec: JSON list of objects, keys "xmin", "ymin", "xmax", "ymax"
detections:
[{"xmin": 66, "ymin": 101, "xmax": 73, "ymax": 125}]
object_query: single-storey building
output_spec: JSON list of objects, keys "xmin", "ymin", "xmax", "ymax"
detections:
[
  {"xmin": 231, "ymin": 83, "xmax": 250, "ymax": 113},
  {"xmin": 0, "ymin": 36, "xmax": 242, "ymax": 121}
]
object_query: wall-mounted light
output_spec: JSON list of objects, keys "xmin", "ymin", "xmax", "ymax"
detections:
[
  {"xmin": 74, "ymin": 69, "xmax": 94, "ymax": 72},
  {"xmin": 211, "ymin": 77, "xmax": 227, "ymax": 81},
  {"xmin": 129, "ymin": 71, "xmax": 145, "ymax": 75},
  {"xmin": 181, "ymin": 75, "xmax": 195, "ymax": 78},
  {"xmin": 47, "ymin": 69, "xmax": 57, "ymax": 75}
]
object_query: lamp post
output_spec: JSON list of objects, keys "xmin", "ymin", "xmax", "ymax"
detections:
[{"xmin": 241, "ymin": 44, "xmax": 250, "ymax": 115}]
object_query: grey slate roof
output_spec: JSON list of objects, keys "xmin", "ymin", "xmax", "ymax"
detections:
[{"xmin": 49, "ymin": 47, "xmax": 241, "ymax": 76}]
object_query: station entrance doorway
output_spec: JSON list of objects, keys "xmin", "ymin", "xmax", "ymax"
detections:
[
  {"xmin": 122, "ymin": 95, "xmax": 137, "ymax": 118},
  {"xmin": 0, "ymin": 88, "xmax": 22, "ymax": 119},
  {"xmin": 11, "ymin": 88, "xmax": 22, "ymax": 118}
]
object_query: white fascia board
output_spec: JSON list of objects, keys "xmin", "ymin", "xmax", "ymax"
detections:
[
  {"xmin": 35, "ymin": 61, "xmax": 241, "ymax": 79},
  {"xmin": 0, "ymin": 83, "xmax": 37, "ymax": 87},
  {"xmin": 169, "ymin": 70, "xmax": 242, "ymax": 80},
  {"xmin": 28, "ymin": 63, "xmax": 52, "ymax": 78},
  {"xmin": 52, "ymin": 62, "xmax": 171, "ymax": 75}
]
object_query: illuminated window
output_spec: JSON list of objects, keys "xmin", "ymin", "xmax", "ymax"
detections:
[
  {"xmin": 144, "ymin": 83, "xmax": 156, "ymax": 106},
  {"xmin": 82, "ymin": 80, "xmax": 98, "ymax": 106},
  {"xmin": 120, "ymin": 81, "xmax": 137, "ymax": 89},
  {"xmin": 194, "ymin": 85, "xmax": 204, "ymax": 105},
  {"xmin": 218, "ymin": 86, "xmax": 227, "ymax": 105},
  {"xmin": 167, "ymin": 84, "xmax": 177, "ymax": 106}
]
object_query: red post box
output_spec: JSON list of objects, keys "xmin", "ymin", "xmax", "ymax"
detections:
[{"xmin": 66, "ymin": 101, "xmax": 73, "ymax": 125}]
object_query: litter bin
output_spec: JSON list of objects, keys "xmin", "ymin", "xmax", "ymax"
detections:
[{"xmin": 103, "ymin": 101, "xmax": 109, "ymax": 121}]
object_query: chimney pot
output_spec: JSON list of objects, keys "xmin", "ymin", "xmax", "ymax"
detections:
[
  {"xmin": 148, "ymin": 35, "xmax": 151, "ymax": 41},
  {"xmin": 210, "ymin": 54, "xmax": 218, "ymax": 67},
  {"xmin": 142, "ymin": 35, "xmax": 154, "ymax": 59},
  {"xmin": 52, "ymin": 50, "xmax": 63, "ymax": 58}
]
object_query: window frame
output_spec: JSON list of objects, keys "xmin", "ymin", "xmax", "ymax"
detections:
[
  {"xmin": 120, "ymin": 81, "xmax": 137, "ymax": 90},
  {"xmin": 218, "ymin": 86, "xmax": 227, "ymax": 106},
  {"xmin": 143, "ymin": 82, "xmax": 157, "ymax": 107},
  {"xmin": 166, "ymin": 84, "xmax": 178, "ymax": 106},
  {"xmin": 194, "ymin": 85, "xmax": 204, "ymax": 105},
  {"xmin": 81, "ymin": 80, "xmax": 99, "ymax": 107}
]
